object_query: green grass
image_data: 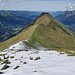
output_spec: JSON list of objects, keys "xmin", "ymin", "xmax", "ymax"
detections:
[
  {"xmin": 10, "ymin": 56, "xmax": 14, "ymax": 59},
  {"xmin": 53, "ymin": 48, "xmax": 75, "ymax": 56},
  {"xmin": 23, "ymin": 62, "xmax": 27, "ymax": 64},
  {"xmin": 2, "ymin": 59, "xmax": 11, "ymax": 64},
  {"xmin": 30, "ymin": 16, "xmax": 75, "ymax": 50},
  {"xmin": 34, "ymin": 70, "xmax": 37, "ymax": 72},
  {"xmin": 34, "ymin": 57, "xmax": 41, "ymax": 61},
  {"xmin": 30, "ymin": 57, "xmax": 33, "ymax": 60},
  {"xmin": 14, "ymin": 66, "xmax": 20, "ymax": 69},
  {"xmin": 0, "ymin": 72, "xmax": 4, "ymax": 74},
  {"xmin": 24, "ymin": 41, "xmax": 41, "ymax": 49},
  {"xmin": 1, "ymin": 65, "xmax": 10, "ymax": 70},
  {"xmin": 0, "ymin": 58, "xmax": 1, "ymax": 61},
  {"xmin": 60, "ymin": 52, "xmax": 65, "ymax": 54}
]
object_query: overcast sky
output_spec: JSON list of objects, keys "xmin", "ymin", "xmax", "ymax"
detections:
[{"xmin": 0, "ymin": 0, "xmax": 75, "ymax": 11}]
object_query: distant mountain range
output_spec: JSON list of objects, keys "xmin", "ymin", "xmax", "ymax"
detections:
[
  {"xmin": 0, "ymin": 10, "xmax": 63, "ymax": 18},
  {"xmin": 0, "ymin": 10, "xmax": 41, "ymax": 19},
  {"xmin": 55, "ymin": 10, "xmax": 75, "ymax": 32},
  {"xmin": 49, "ymin": 11, "xmax": 63, "ymax": 17},
  {"xmin": 0, "ymin": 13, "xmax": 75, "ymax": 50}
]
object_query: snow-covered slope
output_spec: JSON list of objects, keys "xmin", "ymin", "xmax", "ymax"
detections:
[
  {"xmin": 0, "ymin": 44, "xmax": 75, "ymax": 75},
  {"xmin": 5, "ymin": 40, "xmax": 46, "ymax": 51}
]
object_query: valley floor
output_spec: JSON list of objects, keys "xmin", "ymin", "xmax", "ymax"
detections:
[{"xmin": 0, "ymin": 48, "xmax": 75, "ymax": 75}]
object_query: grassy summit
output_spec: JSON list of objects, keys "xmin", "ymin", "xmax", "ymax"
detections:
[{"xmin": 0, "ymin": 13, "xmax": 75, "ymax": 50}]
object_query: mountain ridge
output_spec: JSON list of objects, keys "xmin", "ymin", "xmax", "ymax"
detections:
[{"xmin": 0, "ymin": 13, "xmax": 75, "ymax": 50}]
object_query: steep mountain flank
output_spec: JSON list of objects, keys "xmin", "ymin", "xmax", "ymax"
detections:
[{"xmin": 0, "ymin": 13, "xmax": 75, "ymax": 50}]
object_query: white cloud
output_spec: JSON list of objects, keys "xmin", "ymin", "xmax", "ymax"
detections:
[
  {"xmin": 1, "ymin": 3, "xmax": 5, "ymax": 6},
  {"xmin": 0, "ymin": 0, "xmax": 20, "ymax": 7},
  {"xmin": 0, "ymin": 0, "xmax": 2, "ymax": 2},
  {"xmin": 6, "ymin": 0, "xmax": 21, "ymax": 4},
  {"xmin": 66, "ymin": 3, "xmax": 75, "ymax": 10}
]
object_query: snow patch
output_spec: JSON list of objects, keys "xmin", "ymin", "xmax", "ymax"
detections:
[
  {"xmin": 9, "ymin": 41, "xmax": 26, "ymax": 50},
  {"xmin": 0, "ymin": 40, "xmax": 75, "ymax": 75},
  {"xmin": 4, "ymin": 40, "xmax": 46, "ymax": 51},
  {"xmin": 0, "ymin": 50, "xmax": 75, "ymax": 75}
]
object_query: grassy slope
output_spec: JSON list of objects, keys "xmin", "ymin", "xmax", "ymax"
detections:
[
  {"xmin": 0, "ymin": 24, "xmax": 38, "ymax": 50},
  {"xmin": 30, "ymin": 14, "xmax": 75, "ymax": 50},
  {"xmin": 0, "ymin": 13, "xmax": 51, "ymax": 50},
  {"xmin": 0, "ymin": 13, "xmax": 75, "ymax": 50}
]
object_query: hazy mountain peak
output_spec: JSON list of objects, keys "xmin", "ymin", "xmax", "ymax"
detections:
[
  {"xmin": 55, "ymin": 10, "xmax": 75, "ymax": 32},
  {"xmin": 38, "ymin": 12, "xmax": 51, "ymax": 17}
]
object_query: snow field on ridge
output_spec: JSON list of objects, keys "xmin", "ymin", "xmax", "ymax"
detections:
[{"xmin": 0, "ymin": 41, "xmax": 75, "ymax": 75}]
